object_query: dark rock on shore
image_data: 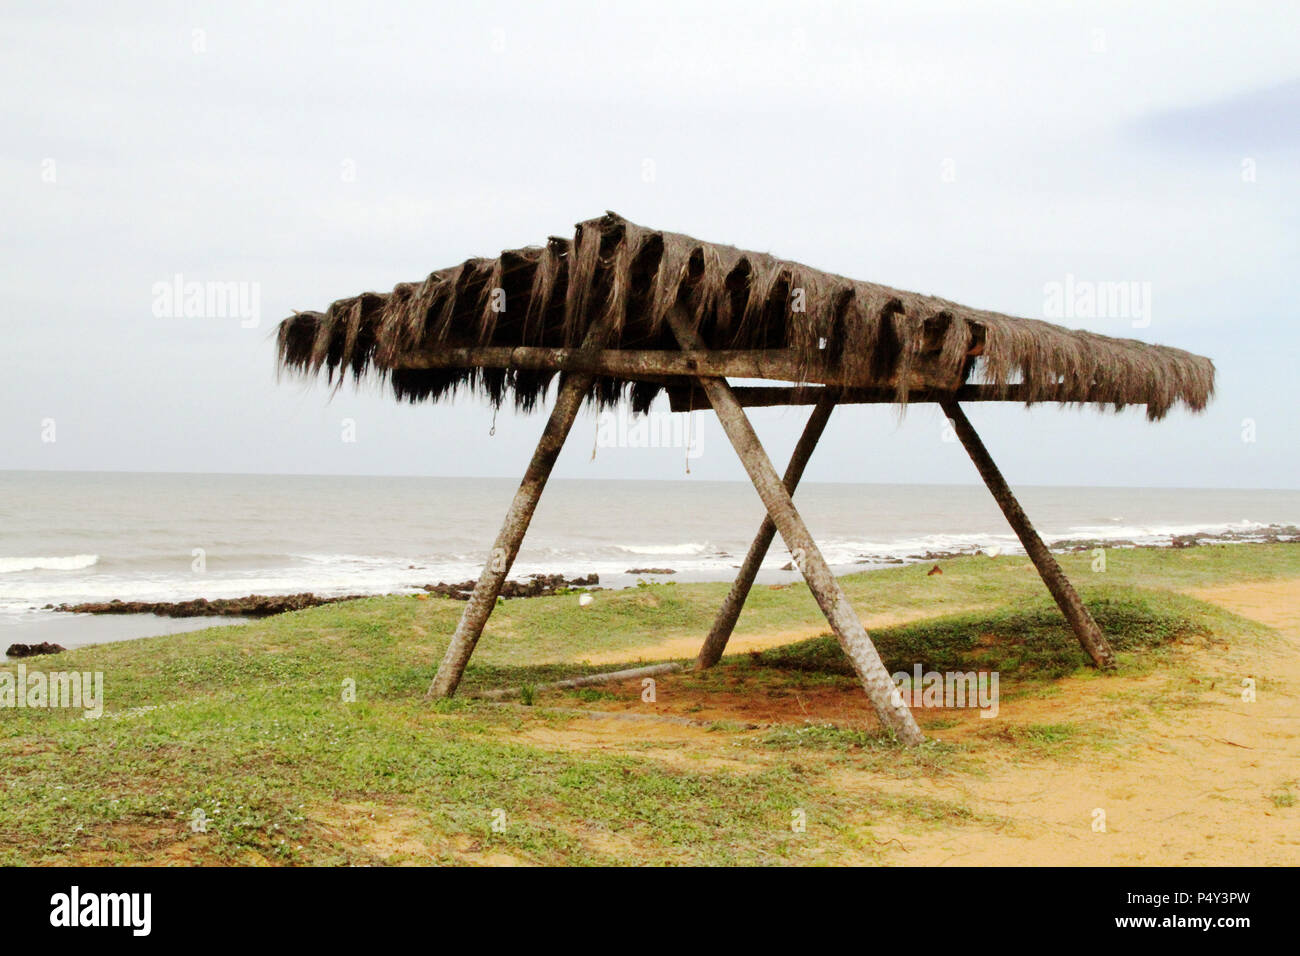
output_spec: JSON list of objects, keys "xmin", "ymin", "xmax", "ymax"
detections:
[
  {"xmin": 902, "ymin": 549, "xmax": 974, "ymax": 561},
  {"xmin": 55, "ymin": 573, "xmax": 603, "ymax": 618},
  {"xmin": 56, "ymin": 593, "xmax": 364, "ymax": 618},
  {"xmin": 420, "ymin": 580, "xmax": 478, "ymax": 599},
  {"xmin": 626, "ymin": 567, "xmax": 676, "ymax": 575},
  {"xmin": 921, "ymin": 550, "xmax": 968, "ymax": 561},
  {"xmin": 1049, "ymin": 537, "xmax": 1138, "ymax": 552},
  {"xmin": 6, "ymin": 642, "xmax": 65, "ymax": 657},
  {"xmin": 422, "ymin": 573, "xmax": 599, "ymax": 601}
]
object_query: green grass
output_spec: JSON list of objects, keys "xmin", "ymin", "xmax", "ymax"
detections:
[
  {"xmin": 0, "ymin": 542, "xmax": 1294, "ymax": 865},
  {"xmin": 752, "ymin": 588, "xmax": 1261, "ymax": 680}
]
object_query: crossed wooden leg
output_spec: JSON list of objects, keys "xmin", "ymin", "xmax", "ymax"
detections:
[
  {"xmin": 665, "ymin": 308, "xmax": 923, "ymax": 743},
  {"xmin": 696, "ymin": 392, "xmax": 836, "ymax": 668}
]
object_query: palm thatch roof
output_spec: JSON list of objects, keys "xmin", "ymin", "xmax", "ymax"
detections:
[{"xmin": 276, "ymin": 211, "xmax": 1214, "ymax": 421}]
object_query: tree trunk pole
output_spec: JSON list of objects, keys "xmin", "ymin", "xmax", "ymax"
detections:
[
  {"xmin": 696, "ymin": 392, "xmax": 836, "ymax": 669},
  {"xmin": 666, "ymin": 310, "xmax": 924, "ymax": 744},
  {"xmin": 425, "ymin": 371, "xmax": 594, "ymax": 699},
  {"xmin": 939, "ymin": 398, "xmax": 1116, "ymax": 669}
]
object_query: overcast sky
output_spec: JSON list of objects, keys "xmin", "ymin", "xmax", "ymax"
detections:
[{"xmin": 2, "ymin": 1, "xmax": 1296, "ymax": 489}]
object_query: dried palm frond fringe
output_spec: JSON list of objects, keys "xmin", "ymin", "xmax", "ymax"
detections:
[{"xmin": 276, "ymin": 211, "xmax": 1214, "ymax": 421}]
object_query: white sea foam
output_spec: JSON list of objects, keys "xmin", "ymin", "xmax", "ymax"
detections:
[
  {"xmin": 615, "ymin": 542, "xmax": 714, "ymax": 556},
  {"xmin": 1053, "ymin": 519, "xmax": 1272, "ymax": 541},
  {"xmin": 0, "ymin": 554, "xmax": 99, "ymax": 573}
]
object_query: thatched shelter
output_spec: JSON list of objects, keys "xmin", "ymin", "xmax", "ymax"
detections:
[{"xmin": 276, "ymin": 212, "xmax": 1215, "ymax": 745}]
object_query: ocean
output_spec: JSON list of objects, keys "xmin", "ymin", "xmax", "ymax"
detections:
[{"xmin": 2, "ymin": 470, "xmax": 1297, "ymax": 650}]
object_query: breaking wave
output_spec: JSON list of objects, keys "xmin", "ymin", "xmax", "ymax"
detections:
[{"xmin": 0, "ymin": 554, "xmax": 100, "ymax": 573}]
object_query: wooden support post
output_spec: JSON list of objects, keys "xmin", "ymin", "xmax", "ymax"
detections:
[
  {"xmin": 939, "ymin": 398, "xmax": 1117, "ymax": 669},
  {"xmin": 666, "ymin": 310, "xmax": 924, "ymax": 744},
  {"xmin": 425, "ymin": 371, "xmax": 595, "ymax": 698},
  {"xmin": 696, "ymin": 392, "xmax": 836, "ymax": 669}
]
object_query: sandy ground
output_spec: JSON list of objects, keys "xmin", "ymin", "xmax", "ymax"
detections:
[
  {"xmin": 511, "ymin": 577, "xmax": 1300, "ymax": 865},
  {"xmin": 870, "ymin": 578, "xmax": 1300, "ymax": 866}
]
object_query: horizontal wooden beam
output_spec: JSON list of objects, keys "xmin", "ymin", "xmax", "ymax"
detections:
[
  {"xmin": 391, "ymin": 347, "xmax": 1117, "ymax": 408},
  {"xmin": 666, "ymin": 383, "xmax": 1099, "ymax": 410},
  {"xmin": 391, "ymin": 346, "xmax": 958, "ymax": 390}
]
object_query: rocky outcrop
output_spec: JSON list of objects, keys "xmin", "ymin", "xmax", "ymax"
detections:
[
  {"xmin": 6, "ymin": 642, "xmax": 65, "ymax": 657},
  {"xmin": 55, "ymin": 574, "xmax": 602, "ymax": 617},
  {"xmin": 55, "ymin": 593, "xmax": 364, "ymax": 618},
  {"xmin": 422, "ymin": 573, "xmax": 599, "ymax": 601}
]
